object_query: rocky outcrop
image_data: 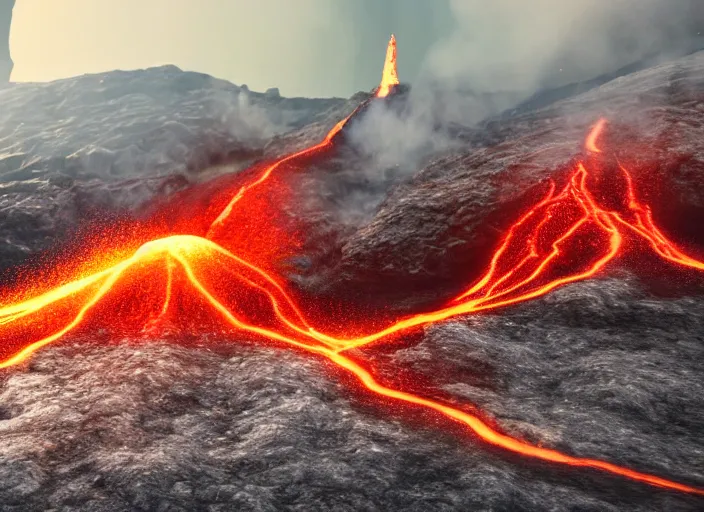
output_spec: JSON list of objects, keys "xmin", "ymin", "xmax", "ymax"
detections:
[{"xmin": 264, "ymin": 87, "xmax": 280, "ymax": 98}]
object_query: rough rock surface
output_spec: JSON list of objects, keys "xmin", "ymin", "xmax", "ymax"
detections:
[
  {"xmin": 335, "ymin": 51, "xmax": 704, "ymax": 293},
  {"xmin": 0, "ymin": 279, "xmax": 701, "ymax": 511},
  {"xmin": 0, "ymin": 53, "xmax": 703, "ymax": 511},
  {"xmin": 0, "ymin": 66, "xmax": 346, "ymax": 272}
]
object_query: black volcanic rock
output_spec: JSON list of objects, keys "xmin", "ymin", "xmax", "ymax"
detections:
[
  {"xmin": 0, "ymin": 53, "xmax": 703, "ymax": 511},
  {"xmin": 332, "ymin": 51, "xmax": 704, "ymax": 297},
  {"xmin": 0, "ymin": 66, "xmax": 347, "ymax": 276},
  {"xmin": 0, "ymin": 281, "xmax": 701, "ymax": 511}
]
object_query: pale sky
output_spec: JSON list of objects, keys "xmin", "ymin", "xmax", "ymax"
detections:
[
  {"xmin": 9, "ymin": 0, "xmax": 452, "ymax": 98},
  {"xmin": 8, "ymin": 1, "xmax": 702, "ymax": 98}
]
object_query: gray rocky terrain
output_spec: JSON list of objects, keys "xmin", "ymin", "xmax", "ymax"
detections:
[
  {"xmin": 0, "ymin": 65, "xmax": 349, "ymax": 273},
  {"xmin": 0, "ymin": 50, "xmax": 703, "ymax": 510}
]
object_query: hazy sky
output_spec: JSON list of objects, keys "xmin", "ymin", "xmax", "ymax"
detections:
[
  {"xmin": 8, "ymin": 1, "xmax": 703, "ymax": 99},
  {"xmin": 10, "ymin": 0, "xmax": 452, "ymax": 97}
]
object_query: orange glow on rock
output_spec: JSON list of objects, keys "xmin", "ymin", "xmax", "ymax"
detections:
[
  {"xmin": 376, "ymin": 34, "xmax": 399, "ymax": 98},
  {"xmin": 0, "ymin": 94, "xmax": 703, "ymax": 498}
]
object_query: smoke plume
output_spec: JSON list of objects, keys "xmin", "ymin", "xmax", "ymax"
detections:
[
  {"xmin": 349, "ymin": 0, "xmax": 704, "ymax": 175},
  {"xmin": 425, "ymin": 0, "xmax": 703, "ymax": 95}
]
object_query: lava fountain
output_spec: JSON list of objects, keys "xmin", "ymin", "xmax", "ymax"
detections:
[
  {"xmin": 0, "ymin": 38, "xmax": 703, "ymax": 497},
  {"xmin": 376, "ymin": 34, "xmax": 399, "ymax": 98}
]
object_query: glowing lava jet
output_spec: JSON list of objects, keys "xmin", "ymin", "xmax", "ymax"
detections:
[
  {"xmin": 1, "ymin": 38, "xmax": 704, "ymax": 497},
  {"xmin": 376, "ymin": 34, "xmax": 399, "ymax": 98}
]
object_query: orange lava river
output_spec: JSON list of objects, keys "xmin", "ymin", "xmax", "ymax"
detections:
[{"xmin": 1, "ymin": 39, "xmax": 704, "ymax": 496}]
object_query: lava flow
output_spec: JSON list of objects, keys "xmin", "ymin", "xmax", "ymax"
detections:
[{"xmin": 1, "ymin": 39, "xmax": 704, "ymax": 497}]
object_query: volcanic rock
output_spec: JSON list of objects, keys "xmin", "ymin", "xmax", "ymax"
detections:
[
  {"xmin": 330, "ymin": 50, "xmax": 704, "ymax": 300},
  {"xmin": 0, "ymin": 66, "xmax": 346, "ymax": 275},
  {"xmin": 0, "ymin": 52, "xmax": 703, "ymax": 511},
  {"xmin": 0, "ymin": 280, "xmax": 701, "ymax": 511}
]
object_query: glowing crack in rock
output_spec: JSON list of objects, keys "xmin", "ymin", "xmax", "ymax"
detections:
[{"xmin": 1, "ymin": 38, "xmax": 703, "ymax": 497}]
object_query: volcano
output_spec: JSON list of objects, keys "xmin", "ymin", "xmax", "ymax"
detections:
[{"xmin": 0, "ymin": 38, "xmax": 702, "ymax": 511}]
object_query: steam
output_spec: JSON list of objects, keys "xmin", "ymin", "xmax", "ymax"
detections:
[
  {"xmin": 222, "ymin": 89, "xmax": 285, "ymax": 143},
  {"xmin": 347, "ymin": 0, "xmax": 703, "ymax": 174},
  {"xmin": 426, "ymin": 0, "xmax": 702, "ymax": 95},
  {"xmin": 206, "ymin": 84, "xmax": 288, "ymax": 146}
]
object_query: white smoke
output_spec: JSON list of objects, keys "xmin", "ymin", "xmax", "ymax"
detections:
[
  {"xmin": 226, "ymin": 90, "xmax": 285, "ymax": 142},
  {"xmin": 426, "ymin": 0, "xmax": 700, "ymax": 95},
  {"xmin": 348, "ymin": 0, "xmax": 702, "ymax": 173},
  {"xmin": 205, "ymin": 84, "xmax": 287, "ymax": 146}
]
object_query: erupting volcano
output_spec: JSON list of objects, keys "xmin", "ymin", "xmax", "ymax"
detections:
[{"xmin": 1, "ymin": 37, "xmax": 703, "ymax": 500}]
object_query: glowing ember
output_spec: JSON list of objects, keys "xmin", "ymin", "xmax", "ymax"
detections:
[{"xmin": 376, "ymin": 34, "xmax": 399, "ymax": 98}]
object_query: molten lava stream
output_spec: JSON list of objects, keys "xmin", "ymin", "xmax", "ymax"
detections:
[
  {"xmin": 0, "ymin": 253, "xmax": 172, "ymax": 367},
  {"xmin": 316, "ymin": 164, "xmax": 624, "ymax": 351},
  {"xmin": 202, "ymin": 116, "xmax": 358, "ymax": 273},
  {"xmin": 611, "ymin": 162, "xmax": 704, "ymax": 271}
]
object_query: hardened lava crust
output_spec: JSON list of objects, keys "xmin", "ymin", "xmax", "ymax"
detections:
[{"xmin": 0, "ymin": 51, "xmax": 702, "ymax": 510}]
